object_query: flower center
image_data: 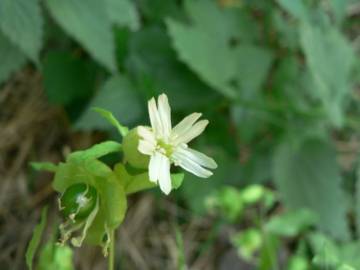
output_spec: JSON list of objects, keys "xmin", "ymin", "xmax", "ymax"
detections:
[{"xmin": 157, "ymin": 139, "xmax": 173, "ymax": 157}]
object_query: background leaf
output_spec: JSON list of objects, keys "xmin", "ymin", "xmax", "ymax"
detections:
[
  {"xmin": 45, "ymin": 0, "xmax": 116, "ymax": 71},
  {"xmin": 75, "ymin": 75, "xmax": 144, "ymax": 131},
  {"xmin": 0, "ymin": 31, "xmax": 26, "ymax": 84},
  {"xmin": 0, "ymin": 0, "xmax": 43, "ymax": 62},
  {"xmin": 273, "ymin": 139, "xmax": 349, "ymax": 240},
  {"xmin": 106, "ymin": 0, "xmax": 140, "ymax": 31}
]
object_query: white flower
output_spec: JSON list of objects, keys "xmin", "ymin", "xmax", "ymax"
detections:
[{"xmin": 137, "ymin": 93, "xmax": 217, "ymax": 195}]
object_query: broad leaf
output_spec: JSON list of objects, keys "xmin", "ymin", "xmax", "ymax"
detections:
[
  {"xmin": 26, "ymin": 207, "xmax": 48, "ymax": 270},
  {"xmin": 273, "ymin": 139, "xmax": 349, "ymax": 240},
  {"xmin": 0, "ymin": 0, "xmax": 43, "ymax": 62},
  {"xmin": 106, "ymin": 0, "xmax": 139, "ymax": 31},
  {"xmin": 0, "ymin": 31, "xmax": 26, "ymax": 84},
  {"xmin": 276, "ymin": 0, "xmax": 308, "ymax": 20},
  {"xmin": 75, "ymin": 75, "xmax": 143, "ymax": 131},
  {"xmin": 126, "ymin": 26, "xmax": 219, "ymax": 110},
  {"xmin": 300, "ymin": 22, "xmax": 354, "ymax": 126},
  {"xmin": 45, "ymin": 0, "xmax": 116, "ymax": 71}
]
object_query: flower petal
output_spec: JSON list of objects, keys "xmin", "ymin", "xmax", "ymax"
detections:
[
  {"xmin": 171, "ymin": 112, "xmax": 202, "ymax": 140},
  {"xmin": 137, "ymin": 126, "xmax": 156, "ymax": 145},
  {"xmin": 158, "ymin": 155, "xmax": 172, "ymax": 195},
  {"xmin": 138, "ymin": 139, "xmax": 155, "ymax": 155},
  {"xmin": 149, "ymin": 152, "xmax": 163, "ymax": 183},
  {"xmin": 176, "ymin": 146, "xmax": 217, "ymax": 169},
  {"xmin": 148, "ymin": 97, "xmax": 163, "ymax": 138},
  {"xmin": 172, "ymin": 149, "xmax": 213, "ymax": 178},
  {"xmin": 173, "ymin": 120, "xmax": 208, "ymax": 145},
  {"xmin": 157, "ymin": 94, "xmax": 172, "ymax": 138}
]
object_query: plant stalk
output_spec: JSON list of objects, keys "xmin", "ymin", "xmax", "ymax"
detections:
[{"xmin": 108, "ymin": 229, "xmax": 115, "ymax": 270}]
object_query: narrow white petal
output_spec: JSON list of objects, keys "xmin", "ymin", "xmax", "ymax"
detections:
[
  {"xmin": 137, "ymin": 126, "xmax": 156, "ymax": 145},
  {"xmin": 172, "ymin": 150, "xmax": 213, "ymax": 178},
  {"xmin": 148, "ymin": 98, "xmax": 163, "ymax": 137},
  {"xmin": 173, "ymin": 120, "xmax": 209, "ymax": 145},
  {"xmin": 176, "ymin": 146, "xmax": 217, "ymax": 169},
  {"xmin": 157, "ymin": 94, "xmax": 172, "ymax": 138},
  {"xmin": 138, "ymin": 140, "xmax": 155, "ymax": 155},
  {"xmin": 158, "ymin": 155, "xmax": 172, "ymax": 195},
  {"xmin": 172, "ymin": 113, "xmax": 202, "ymax": 139},
  {"xmin": 149, "ymin": 152, "xmax": 162, "ymax": 183}
]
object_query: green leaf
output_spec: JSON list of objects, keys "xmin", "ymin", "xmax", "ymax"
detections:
[
  {"xmin": 276, "ymin": 0, "xmax": 308, "ymax": 20},
  {"xmin": 106, "ymin": 0, "xmax": 139, "ymax": 31},
  {"xmin": 171, "ymin": 173, "xmax": 184, "ymax": 190},
  {"xmin": 0, "ymin": 0, "xmax": 43, "ymax": 62},
  {"xmin": 166, "ymin": 0, "xmax": 260, "ymax": 99},
  {"xmin": 42, "ymin": 51, "xmax": 97, "ymax": 106},
  {"xmin": 234, "ymin": 45, "xmax": 273, "ymax": 99},
  {"xmin": 30, "ymin": 162, "xmax": 57, "ymax": 172},
  {"xmin": 44, "ymin": 0, "xmax": 116, "ymax": 71},
  {"xmin": 126, "ymin": 26, "xmax": 219, "ymax": 110},
  {"xmin": 265, "ymin": 209, "xmax": 317, "ymax": 237},
  {"xmin": 68, "ymin": 141, "xmax": 122, "ymax": 162},
  {"xmin": 300, "ymin": 22, "xmax": 355, "ymax": 126},
  {"xmin": 26, "ymin": 207, "xmax": 48, "ymax": 270},
  {"xmin": 102, "ymin": 176, "xmax": 127, "ymax": 228},
  {"xmin": 0, "ymin": 31, "xmax": 26, "ymax": 84},
  {"xmin": 92, "ymin": 108, "xmax": 129, "ymax": 137},
  {"xmin": 75, "ymin": 75, "xmax": 143, "ymax": 131},
  {"xmin": 231, "ymin": 228, "xmax": 262, "ymax": 261},
  {"xmin": 273, "ymin": 139, "xmax": 349, "ymax": 240},
  {"xmin": 38, "ymin": 243, "xmax": 74, "ymax": 270},
  {"xmin": 166, "ymin": 17, "xmax": 236, "ymax": 98}
]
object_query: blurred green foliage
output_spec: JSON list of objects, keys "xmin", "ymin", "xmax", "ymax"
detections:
[{"xmin": 2, "ymin": 0, "xmax": 359, "ymax": 268}]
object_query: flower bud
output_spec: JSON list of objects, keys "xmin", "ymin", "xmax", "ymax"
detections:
[
  {"xmin": 122, "ymin": 128, "xmax": 149, "ymax": 169},
  {"xmin": 60, "ymin": 183, "xmax": 97, "ymax": 221}
]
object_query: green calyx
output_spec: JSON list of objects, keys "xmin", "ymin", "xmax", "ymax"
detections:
[
  {"xmin": 60, "ymin": 183, "xmax": 98, "ymax": 222},
  {"xmin": 123, "ymin": 128, "xmax": 150, "ymax": 169}
]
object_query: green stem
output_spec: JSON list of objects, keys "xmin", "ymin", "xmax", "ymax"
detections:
[{"xmin": 108, "ymin": 229, "xmax": 115, "ymax": 270}]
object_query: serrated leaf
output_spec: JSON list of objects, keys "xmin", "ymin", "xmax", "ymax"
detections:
[
  {"xmin": 106, "ymin": 0, "xmax": 139, "ymax": 31},
  {"xmin": 300, "ymin": 22, "xmax": 354, "ymax": 126},
  {"xmin": 166, "ymin": 17, "xmax": 236, "ymax": 98},
  {"xmin": 26, "ymin": 207, "xmax": 48, "ymax": 270},
  {"xmin": 0, "ymin": 31, "xmax": 26, "ymax": 84},
  {"xmin": 45, "ymin": 0, "xmax": 116, "ymax": 71},
  {"xmin": 273, "ymin": 139, "xmax": 349, "ymax": 240},
  {"xmin": 30, "ymin": 162, "xmax": 57, "ymax": 172},
  {"xmin": 92, "ymin": 108, "xmax": 129, "ymax": 137},
  {"xmin": 0, "ymin": 0, "xmax": 43, "ymax": 62},
  {"xmin": 43, "ymin": 51, "xmax": 97, "ymax": 106},
  {"xmin": 166, "ymin": 0, "xmax": 264, "ymax": 99},
  {"xmin": 126, "ymin": 26, "xmax": 219, "ymax": 110},
  {"xmin": 68, "ymin": 141, "xmax": 122, "ymax": 163},
  {"xmin": 75, "ymin": 75, "xmax": 143, "ymax": 131}
]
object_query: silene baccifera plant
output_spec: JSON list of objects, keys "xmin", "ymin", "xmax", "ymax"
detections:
[{"xmin": 28, "ymin": 93, "xmax": 217, "ymax": 270}]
